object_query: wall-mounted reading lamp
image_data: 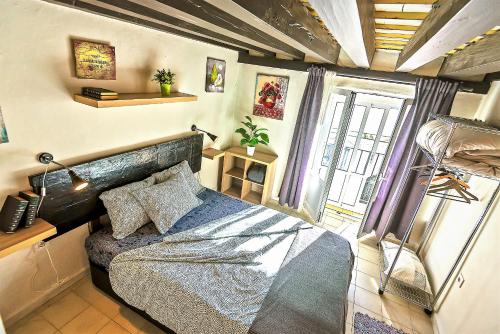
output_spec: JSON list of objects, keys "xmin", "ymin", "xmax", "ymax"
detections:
[
  {"xmin": 191, "ymin": 124, "xmax": 218, "ymax": 142},
  {"xmin": 36, "ymin": 152, "xmax": 89, "ymax": 216}
]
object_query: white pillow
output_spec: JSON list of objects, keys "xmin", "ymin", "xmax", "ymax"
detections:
[
  {"xmin": 152, "ymin": 160, "xmax": 204, "ymax": 194},
  {"xmin": 381, "ymin": 240, "xmax": 432, "ymax": 294}
]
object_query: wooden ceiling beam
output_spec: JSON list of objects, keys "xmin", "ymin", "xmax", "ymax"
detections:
[
  {"xmin": 308, "ymin": 0, "xmax": 375, "ymax": 68},
  {"xmin": 439, "ymin": 33, "xmax": 500, "ymax": 76},
  {"xmin": 376, "ymin": 32, "xmax": 413, "ymax": 39},
  {"xmin": 373, "ymin": 0, "xmax": 436, "ymax": 4},
  {"xmin": 375, "ymin": 23, "xmax": 419, "ymax": 31},
  {"xmin": 155, "ymin": 0, "xmax": 307, "ymax": 60},
  {"xmin": 397, "ymin": 0, "xmax": 500, "ymax": 72},
  {"xmin": 229, "ymin": 0, "xmax": 340, "ymax": 63},
  {"xmin": 374, "ymin": 11, "xmax": 428, "ymax": 20},
  {"xmin": 376, "ymin": 39, "xmax": 408, "ymax": 45},
  {"xmin": 44, "ymin": 0, "xmax": 250, "ymax": 53},
  {"xmin": 95, "ymin": 0, "xmax": 283, "ymax": 57}
]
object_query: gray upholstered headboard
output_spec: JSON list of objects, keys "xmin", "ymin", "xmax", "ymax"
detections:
[{"xmin": 29, "ymin": 134, "xmax": 203, "ymax": 236}]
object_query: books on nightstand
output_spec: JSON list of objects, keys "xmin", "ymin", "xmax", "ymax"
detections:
[
  {"xmin": 81, "ymin": 87, "xmax": 119, "ymax": 100},
  {"xmin": 18, "ymin": 191, "xmax": 40, "ymax": 228},
  {"xmin": 0, "ymin": 195, "xmax": 29, "ymax": 233}
]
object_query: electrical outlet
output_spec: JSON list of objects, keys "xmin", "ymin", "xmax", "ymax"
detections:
[{"xmin": 457, "ymin": 273, "xmax": 465, "ymax": 288}]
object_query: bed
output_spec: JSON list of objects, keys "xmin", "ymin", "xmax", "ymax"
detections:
[{"xmin": 29, "ymin": 134, "xmax": 354, "ymax": 334}]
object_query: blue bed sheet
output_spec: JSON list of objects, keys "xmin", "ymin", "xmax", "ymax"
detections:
[{"xmin": 85, "ymin": 189, "xmax": 251, "ymax": 270}]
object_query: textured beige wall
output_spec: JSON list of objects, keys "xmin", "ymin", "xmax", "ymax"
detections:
[{"xmin": 0, "ymin": 0, "xmax": 239, "ymax": 324}]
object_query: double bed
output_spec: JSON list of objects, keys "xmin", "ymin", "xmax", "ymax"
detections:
[{"xmin": 29, "ymin": 134, "xmax": 354, "ymax": 334}]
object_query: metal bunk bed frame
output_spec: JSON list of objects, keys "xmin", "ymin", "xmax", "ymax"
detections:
[{"xmin": 377, "ymin": 114, "xmax": 500, "ymax": 315}]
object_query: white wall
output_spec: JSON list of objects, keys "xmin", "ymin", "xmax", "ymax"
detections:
[{"xmin": 0, "ymin": 0, "xmax": 239, "ymax": 325}]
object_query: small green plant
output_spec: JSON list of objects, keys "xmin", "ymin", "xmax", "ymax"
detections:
[
  {"xmin": 235, "ymin": 116, "xmax": 269, "ymax": 147},
  {"xmin": 152, "ymin": 68, "xmax": 175, "ymax": 85}
]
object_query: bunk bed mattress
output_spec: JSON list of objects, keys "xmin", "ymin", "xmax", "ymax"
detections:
[{"xmin": 85, "ymin": 189, "xmax": 251, "ymax": 270}]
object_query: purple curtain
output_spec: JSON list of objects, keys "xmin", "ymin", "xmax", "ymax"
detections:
[
  {"xmin": 363, "ymin": 78, "xmax": 459, "ymax": 239},
  {"xmin": 279, "ymin": 66, "xmax": 327, "ymax": 209}
]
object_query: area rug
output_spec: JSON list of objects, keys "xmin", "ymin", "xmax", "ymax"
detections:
[{"xmin": 354, "ymin": 312, "xmax": 410, "ymax": 334}]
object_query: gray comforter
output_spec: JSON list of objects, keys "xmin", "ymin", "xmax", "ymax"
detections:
[{"xmin": 109, "ymin": 206, "xmax": 353, "ymax": 334}]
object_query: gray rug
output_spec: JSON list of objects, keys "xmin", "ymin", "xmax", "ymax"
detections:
[{"xmin": 354, "ymin": 312, "xmax": 409, "ymax": 334}]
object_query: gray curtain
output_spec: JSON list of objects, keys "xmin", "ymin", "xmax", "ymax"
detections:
[
  {"xmin": 363, "ymin": 77, "xmax": 460, "ymax": 239},
  {"xmin": 279, "ymin": 66, "xmax": 327, "ymax": 209}
]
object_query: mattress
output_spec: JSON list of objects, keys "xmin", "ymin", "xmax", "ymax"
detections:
[{"xmin": 85, "ymin": 189, "xmax": 251, "ymax": 270}]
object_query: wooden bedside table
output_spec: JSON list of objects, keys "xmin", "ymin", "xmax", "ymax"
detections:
[{"xmin": 0, "ymin": 218, "xmax": 56, "ymax": 258}]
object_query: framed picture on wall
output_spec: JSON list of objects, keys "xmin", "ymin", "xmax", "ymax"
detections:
[
  {"xmin": 73, "ymin": 40, "xmax": 116, "ymax": 80},
  {"xmin": 0, "ymin": 107, "xmax": 9, "ymax": 144},
  {"xmin": 205, "ymin": 57, "xmax": 226, "ymax": 93},
  {"xmin": 253, "ymin": 74, "xmax": 289, "ymax": 120}
]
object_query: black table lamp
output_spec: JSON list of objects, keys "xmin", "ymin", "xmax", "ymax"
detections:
[{"xmin": 191, "ymin": 124, "xmax": 218, "ymax": 142}]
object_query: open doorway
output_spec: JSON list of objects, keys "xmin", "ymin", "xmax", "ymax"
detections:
[{"xmin": 304, "ymin": 89, "xmax": 411, "ymax": 238}]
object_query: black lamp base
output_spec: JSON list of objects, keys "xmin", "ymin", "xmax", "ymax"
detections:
[{"xmin": 38, "ymin": 152, "xmax": 54, "ymax": 164}]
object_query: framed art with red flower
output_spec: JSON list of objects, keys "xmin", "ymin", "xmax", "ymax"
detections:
[{"xmin": 253, "ymin": 74, "xmax": 289, "ymax": 120}]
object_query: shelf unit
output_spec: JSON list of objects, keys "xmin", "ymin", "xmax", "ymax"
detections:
[
  {"xmin": 221, "ymin": 147, "xmax": 277, "ymax": 205},
  {"xmin": 74, "ymin": 92, "xmax": 197, "ymax": 108},
  {"xmin": 377, "ymin": 114, "xmax": 500, "ymax": 314},
  {"xmin": 0, "ymin": 219, "xmax": 56, "ymax": 258}
]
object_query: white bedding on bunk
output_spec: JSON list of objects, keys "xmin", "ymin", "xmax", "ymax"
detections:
[{"xmin": 416, "ymin": 120, "xmax": 500, "ymax": 176}]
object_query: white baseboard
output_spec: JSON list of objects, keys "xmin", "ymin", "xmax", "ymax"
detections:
[{"xmin": 4, "ymin": 266, "xmax": 90, "ymax": 327}]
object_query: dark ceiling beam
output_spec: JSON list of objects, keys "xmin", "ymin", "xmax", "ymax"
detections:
[
  {"xmin": 238, "ymin": 52, "xmax": 491, "ymax": 94},
  {"xmin": 156, "ymin": 0, "xmax": 306, "ymax": 60},
  {"xmin": 439, "ymin": 33, "xmax": 500, "ymax": 76},
  {"xmin": 94, "ymin": 0, "xmax": 277, "ymax": 56},
  {"xmin": 396, "ymin": 0, "xmax": 500, "ymax": 72},
  {"xmin": 44, "ymin": 0, "xmax": 251, "ymax": 53},
  {"xmin": 230, "ymin": 0, "xmax": 340, "ymax": 63}
]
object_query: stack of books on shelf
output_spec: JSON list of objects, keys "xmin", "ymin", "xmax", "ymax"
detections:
[
  {"xmin": 82, "ymin": 87, "xmax": 119, "ymax": 100},
  {"xmin": 0, "ymin": 191, "xmax": 40, "ymax": 233}
]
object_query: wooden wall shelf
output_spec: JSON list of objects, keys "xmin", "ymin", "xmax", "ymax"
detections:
[
  {"xmin": 0, "ymin": 219, "xmax": 57, "ymax": 258},
  {"xmin": 74, "ymin": 92, "xmax": 197, "ymax": 108}
]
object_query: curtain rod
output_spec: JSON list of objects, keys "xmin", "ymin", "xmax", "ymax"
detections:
[{"xmin": 237, "ymin": 52, "xmax": 491, "ymax": 95}]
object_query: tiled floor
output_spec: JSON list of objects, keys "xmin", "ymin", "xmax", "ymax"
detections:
[
  {"xmin": 317, "ymin": 212, "xmax": 434, "ymax": 334},
  {"xmin": 8, "ymin": 208, "xmax": 433, "ymax": 334},
  {"xmin": 7, "ymin": 276, "xmax": 164, "ymax": 334}
]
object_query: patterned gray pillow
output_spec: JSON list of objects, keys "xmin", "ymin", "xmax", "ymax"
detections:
[
  {"xmin": 99, "ymin": 176, "xmax": 155, "ymax": 240},
  {"xmin": 132, "ymin": 173, "xmax": 203, "ymax": 234},
  {"xmin": 152, "ymin": 160, "xmax": 204, "ymax": 194}
]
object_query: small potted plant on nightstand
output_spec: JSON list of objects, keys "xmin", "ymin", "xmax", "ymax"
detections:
[
  {"xmin": 235, "ymin": 116, "xmax": 269, "ymax": 156},
  {"xmin": 152, "ymin": 68, "xmax": 175, "ymax": 96}
]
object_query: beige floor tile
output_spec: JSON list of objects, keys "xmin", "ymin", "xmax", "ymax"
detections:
[
  {"xmin": 354, "ymin": 286, "xmax": 382, "ymax": 315},
  {"xmin": 410, "ymin": 310, "xmax": 434, "ymax": 334},
  {"xmin": 348, "ymin": 284, "xmax": 355, "ymax": 302},
  {"xmin": 356, "ymin": 270, "xmax": 380, "ymax": 293},
  {"xmin": 40, "ymin": 292, "xmax": 89, "ymax": 329},
  {"xmin": 358, "ymin": 246, "xmax": 379, "ymax": 263},
  {"xmin": 379, "ymin": 291, "xmax": 410, "ymax": 308},
  {"xmin": 73, "ymin": 278, "xmax": 122, "ymax": 318},
  {"xmin": 381, "ymin": 299, "xmax": 412, "ymax": 327},
  {"xmin": 60, "ymin": 306, "xmax": 110, "ymax": 334},
  {"xmin": 98, "ymin": 321, "xmax": 131, "ymax": 334},
  {"xmin": 8, "ymin": 312, "xmax": 57, "ymax": 334},
  {"xmin": 353, "ymin": 304, "xmax": 383, "ymax": 321},
  {"xmin": 114, "ymin": 307, "xmax": 147, "ymax": 334},
  {"xmin": 357, "ymin": 258, "xmax": 380, "ymax": 277},
  {"xmin": 138, "ymin": 321, "xmax": 166, "ymax": 334},
  {"xmin": 346, "ymin": 301, "xmax": 354, "ymax": 325},
  {"xmin": 345, "ymin": 322, "xmax": 354, "ymax": 334},
  {"xmin": 382, "ymin": 317, "xmax": 413, "ymax": 334}
]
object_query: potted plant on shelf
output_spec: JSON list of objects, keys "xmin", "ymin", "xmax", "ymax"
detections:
[
  {"xmin": 152, "ymin": 68, "xmax": 175, "ymax": 96},
  {"xmin": 235, "ymin": 116, "xmax": 269, "ymax": 156}
]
